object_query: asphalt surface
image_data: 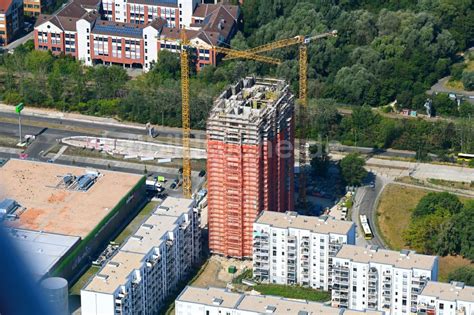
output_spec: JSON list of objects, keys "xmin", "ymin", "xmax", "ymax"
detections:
[
  {"xmin": 0, "ymin": 111, "xmax": 206, "ymax": 139},
  {"xmin": 351, "ymin": 175, "xmax": 387, "ymax": 248},
  {"xmin": 0, "ymin": 121, "xmax": 92, "ymax": 160},
  {"xmin": 428, "ymin": 76, "xmax": 474, "ymax": 104},
  {"xmin": 5, "ymin": 31, "xmax": 34, "ymax": 50}
]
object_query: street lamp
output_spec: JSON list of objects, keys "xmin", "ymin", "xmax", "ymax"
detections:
[{"xmin": 15, "ymin": 102, "xmax": 24, "ymax": 144}]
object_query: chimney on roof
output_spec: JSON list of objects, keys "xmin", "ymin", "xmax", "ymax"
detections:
[{"xmin": 218, "ymin": 18, "xmax": 225, "ymax": 30}]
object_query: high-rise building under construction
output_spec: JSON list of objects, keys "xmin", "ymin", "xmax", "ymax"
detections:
[{"xmin": 207, "ymin": 77, "xmax": 295, "ymax": 258}]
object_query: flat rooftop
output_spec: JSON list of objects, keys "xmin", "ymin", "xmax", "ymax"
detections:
[
  {"xmin": 177, "ymin": 287, "xmax": 384, "ymax": 314},
  {"xmin": 7, "ymin": 228, "xmax": 80, "ymax": 280},
  {"xmin": 0, "ymin": 159, "xmax": 143, "ymax": 238},
  {"xmin": 420, "ymin": 281, "xmax": 474, "ymax": 302},
  {"xmin": 177, "ymin": 286, "xmax": 243, "ymax": 309},
  {"xmin": 84, "ymin": 251, "xmax": 143, "ymax": 294},
  {"xmin": 255, "ymin": 211, "xmax": 354, "ymax": 236},
  {"xmin": 335, "ymin": 245, "xmax": 437, "ymax": 271},
  {"xmin": 154, "ymin": 196, "xmax": 194, "ymax": 218},
  {"xmin": 120, "ymin": 214, "xmax": 178, "ymax": 254},
  {"xmin": 236, "ymin": 294, "xmax": 341, "ymax": 314},
  {"xmin": 84, "ymin": 197, "xmax": 194, "ymax": 294}
]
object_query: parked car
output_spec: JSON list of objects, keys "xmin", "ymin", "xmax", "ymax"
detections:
[
  {"xmin": 170, "ymin": 183, "xmax": 176, "ymax": 189},
  {"xmin": 198, "ymin": 169, "xmax": 206, "ymax": 177},
  {"xmin": 156, "ymin": 187, "xmax": 165, "ymax": 193}
]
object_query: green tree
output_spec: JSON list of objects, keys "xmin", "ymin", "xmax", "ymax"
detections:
[
  {"xmin": 412, "ymin": 192, "xmax": 463, "ymax": 218},
  {"xmin": 339, "ymin": 153, "xmax": 367, "ymax": 186},
  {"xmin": 307, "ymin": 99, "xmax": 341, "ymax": 138},
  {"xmin": 403, "ymin": 214, "xmax": 446, "ymax": 254},
  {"xmin": 452, "ymin": 201, "xmax": 474, "ymax": 260},
  {"xmin": 462, "ymin": 71, "xmax": 474, "ymax": 91},
  {"xmin": 152, "ymin": 50, "xmax": 180, "ymax": 79},
  {"xmin": 448, "ymin": 266, "xmax": 474, "ymax": 286}
]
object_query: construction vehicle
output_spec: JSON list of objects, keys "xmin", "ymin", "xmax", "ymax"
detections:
[{"xmin": 224, "ymin": 30, "xmax": 338, "ymax": 208}]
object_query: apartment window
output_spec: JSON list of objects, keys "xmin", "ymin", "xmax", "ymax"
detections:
[{"xmin": 439, "ymin": 303, "xmax": 444, "ymax": 310}]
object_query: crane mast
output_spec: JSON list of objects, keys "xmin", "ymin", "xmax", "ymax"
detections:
[
  {"xmin": 298, "ymin": 44, "xmax": 308, "ymax": 207},
  {"xmin": 180, "ymin": 31, "xmax": 192, "ymax": 198}
]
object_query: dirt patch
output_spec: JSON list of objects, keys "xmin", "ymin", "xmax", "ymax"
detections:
[
  {"xmin": 191, "ymin": 256, "xmax": 252, "ymax": 289},
  {"xmin": 48, "ymin": 191, "xmax": 67, "ymax": 203},
  {"xmin": 439, "ymin": 255, "xmax": 473, "ymax": 282}
]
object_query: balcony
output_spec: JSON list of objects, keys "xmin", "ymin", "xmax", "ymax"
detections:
[
  {"xmin": 412, "ymin": 287, "xmax": 422, "ymax": 294},
  {"xmin": 332, "ymin": 284, "xmax": 349, "ymax": 292}
]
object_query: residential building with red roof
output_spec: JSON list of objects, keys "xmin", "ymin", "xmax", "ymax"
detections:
[{"xmin": 33, "ymin": 0, "xmax": 241, "ymax": 71}]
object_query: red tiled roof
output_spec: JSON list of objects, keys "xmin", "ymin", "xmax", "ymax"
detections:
[{"xmin": 0, "ymin": 0, "xmax": 12, "ymax": 13}]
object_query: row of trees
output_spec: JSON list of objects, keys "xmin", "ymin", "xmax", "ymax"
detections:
[
  {"xmin": 403, "ymin": 192, "xmax": 474, "ymax": 260},
  {"xmin": 0, "ymin": 44, "xmax": 231, "ymax": 129},
  {"xmin": 307, "ymin": 102, "xmax": 474, "ymax": 158}
]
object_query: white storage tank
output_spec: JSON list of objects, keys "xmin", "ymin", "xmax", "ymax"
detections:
[{"xmin": 40, "ymin": 277, "xmax": 69, "ymax": 315}]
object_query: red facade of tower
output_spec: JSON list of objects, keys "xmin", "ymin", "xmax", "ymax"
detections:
[{"xmin": 207, "ymin": 77, "xmax": 295, "ymax": 258}]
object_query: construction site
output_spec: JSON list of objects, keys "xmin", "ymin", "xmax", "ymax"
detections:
[
  {"xmin": 0, "ymin": 159, "xmax": 146, "ymax": 282},
  {"xmin": 207, "ymin": 77, "xmax": 295, "ymax": 258}
]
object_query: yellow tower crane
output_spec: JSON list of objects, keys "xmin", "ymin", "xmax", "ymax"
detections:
[
  {"xmin": 163, "ymin": 31, "xmax": 282, "ymax": 198},
  {"xmin": 225, "ymin": 30, "xmax": 337, "ymax": 207}
]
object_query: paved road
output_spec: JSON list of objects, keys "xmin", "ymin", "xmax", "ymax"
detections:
[
  {"xmin": 428, "ymin": 76, "xmax": 474, "ymax": 104},
  {"xmin": 352, "ymin": 175, "xmax": 388, "ymax": 248},
  {"xmin": 0, "ymin": 121, "xmax": 92, "ymax": 160},
  {"xmin": 5, "ymin": 31, "xmax": 34, "ymax": 50}
]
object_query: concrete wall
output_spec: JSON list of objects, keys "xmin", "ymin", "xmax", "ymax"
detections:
[{"xmin": 81, "ymin": 290, "xmax": 115, "ymax": 315}]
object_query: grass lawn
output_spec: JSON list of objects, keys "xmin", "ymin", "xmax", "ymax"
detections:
[
  {"xmin": 253, "ymin": 284, "xmax": 330, "ymax": 302},
  {"xmin": 0, "ymin": 135, "xmax": 21, "ymax": 148},
  {"xmin": 376, "ymin": 184, "xmax": 428, "ymax": 250},
  {"xmin": 70, "ymin": 265, "xmax": 100, "ymax": 295},
  {"xmin": 376, "ymin": 183, "xmax": 473, "ymax": 281},
  {"xmin": 113, "ymin": 201, "xmax": 158, "ymax": 244}
]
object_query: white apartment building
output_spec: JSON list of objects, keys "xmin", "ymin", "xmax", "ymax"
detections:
[
  {"xmin": 81, "ymin": 197, "xmax": 201, "ymax": 315},
  {"xmin": 175, "ymin": 286, "xmax": 386, "ymax": 315},
  {"xmin": 253, "ymin": 211, "xmax": 356, "ymax": 291},
  {"xmin": 331, "ymin": 245, "xmax": 438, "ymax": 315},
  {"xmin": 417, "ymin": 281, "xmax": 474, "ymax": 315}
]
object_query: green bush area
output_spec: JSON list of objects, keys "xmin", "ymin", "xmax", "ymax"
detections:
[{"xmin": 254, "ymin": 283, "xmax": 330, "ymax": 302}]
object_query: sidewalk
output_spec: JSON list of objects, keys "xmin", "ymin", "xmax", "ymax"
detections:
[{"xmin": 0, "ymin": 103, "xmax": 206, "ymax": 136}]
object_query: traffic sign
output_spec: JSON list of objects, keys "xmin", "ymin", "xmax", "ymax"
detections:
[{"xmin": 15, "ymin": 103, "xmax": 24, "ymax": 114}]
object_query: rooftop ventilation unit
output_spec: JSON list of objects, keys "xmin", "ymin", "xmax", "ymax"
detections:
[
  {"xmin": 76, "ymin": 173, "xmax": 97, "ymax": 191},
  {"xmin": 265, "ymin": 305, "xmax": 276, "ymax": 313},
  {"xmin": 0, "ymin": 199, "xmax": 19, "ymax": 220},
  {"xmin": 63, "ymin": 174, "xmax": 75, "ymax": 186},
  {"xmin": 212, "ymin": 297, "xmax": 223, "ymax": 306}
]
